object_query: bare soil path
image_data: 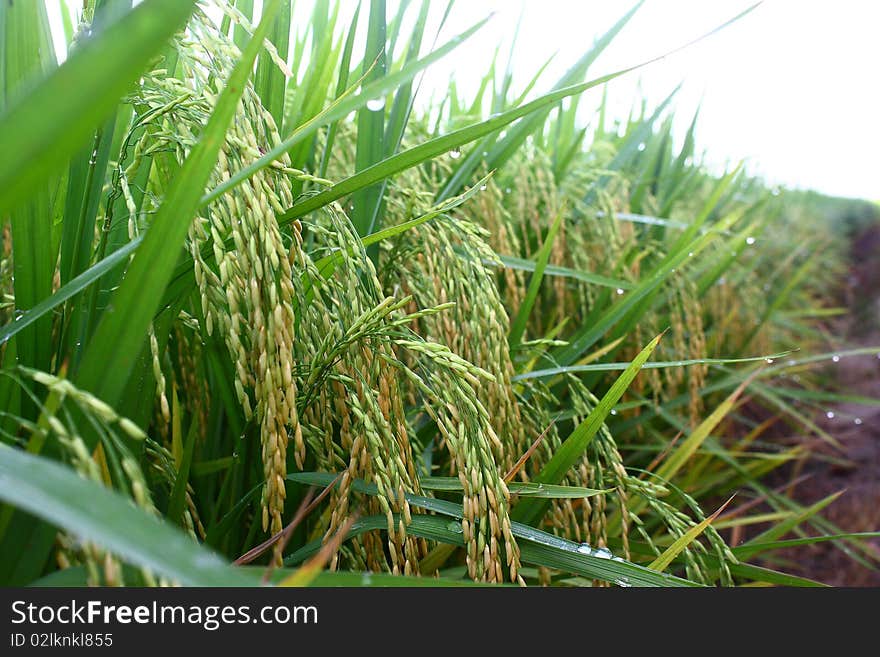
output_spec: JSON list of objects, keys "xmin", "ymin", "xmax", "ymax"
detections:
[{"xmin": 775, "ymin": 224, "xmax": 880, "ymax": 585}]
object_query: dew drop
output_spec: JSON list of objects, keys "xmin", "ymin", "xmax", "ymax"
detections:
[
  {"xmin": 746, "ymin": 236, "xmax": 756, "ymax": 245},
  {"xmin": 616, "ymin": 288, "xmax": 624, "ymax": 295},
  {"xmin": 832, "ymin": 355, "xmax": 840, "ymax": 363},
  {"xmin": 575, "ymin": 543, "xmax": 592, "ymax": 555},
  {"xmin": 366, "ymin": 97, "xmax": 385, "ymax": 112},
  {"xmin": 446, "ymin": 520, "xmax": 463, "ymax": 534},
  {"xmin": 826, "ymin": 411, "xmax": 835, "ymax": 419},
  {"xmin": 610, "ymin": 409, "xmax": 617, "ymax": 416},
  {"xmin": 594, "ymin": 547, "xmax": 613, "ymax": 560},
  {"xmin": 449, "ymin": 147, "xmax": 462, "ymax": 160},
  {"xmin": 854, "ymin": 418, "xmax": 863, "ymax": 425},
  {"xmin": 480, "ymin": 184, "xmax": 487, "ymax": 191},
  {"xmin": 765, "ymin": 358, "xmax": 774, "ymax": 364},
  {"xmin": 617, "ymin": 577, "xmax": 632, "ymax": 588},
  {"xmin": 688, "ymin": 252, "xmax": 694, "ymax": 257}
]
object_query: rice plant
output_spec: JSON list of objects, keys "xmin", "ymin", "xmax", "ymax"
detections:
[{"xmin": 0, "ymin": 0, "xmax": 877, "ymax": 588}]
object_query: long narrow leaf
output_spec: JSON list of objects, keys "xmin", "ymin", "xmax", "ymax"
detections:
[
  {"xmin": 0, "ymin": 0, "xmax": 196, "ymax": 214},
  {"xmin": 0, "ymin": 446, "xmax": 257, "ymax": 586}
]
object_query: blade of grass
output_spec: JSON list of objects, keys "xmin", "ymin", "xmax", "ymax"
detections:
[
  {"xmin": 286, "ymin": 472, "xmax": 699, "ymax": 586},
  {"xmin": 166, "ymin": 417, "xmax": 199, "ymax": 527},
  {"xmin": 202, "ymin": 14, "xmax": 492, "ymax": 207},
  {"xmin": 420, "ymin": 477, "xmax": 610, "ymax": 499},
  {"xmin": 0, "ymin": 0, "xmax": 196, "ymax": 215},
  {"xmin": 733, "ymin": 532, "xmax": 880, "ymax": 561},
  {"xmin": 512, "ymin": 333, "xmax": 663, "ymax": 527},
  {"xmin": 436, "ymin": 1, "xmax": 646, "ymax": 201},
  {"xmin": 496, "ymin": 255, "xmax": 632, "ymax": 291},
  {"xmin": 277, "ymin": 68, "xmax": 639, "ymax": 224},
  {"xmin": 351, "ymin": 0, "xmax": 387, "ymax": 240},
  {"xmin": 648, "ymin": 495, "xmax": 734, "ymax": 572},
  {"xmin": 0, "ymin": 445, "xmax": 257, "ymax": 586},
  {"xmin": 654, "ymin": 374, "xmax": 757, "ymax": 483},
  {"xmin": 515, "ymin": 351, "xmax": 795, "ymax": 381},
  {"xmin": 508, "ymin": 203, "xmax": 565, "ymax": 347},
  {"xmin": 3, "ymin": 0, "xmax": 59, "ymax": 388}
]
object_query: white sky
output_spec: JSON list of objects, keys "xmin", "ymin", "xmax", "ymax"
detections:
[
  {"xmin": 419, "ymin": 0, "xmax": 880, "ymax": 201},
  {"xmin": 47, "ymin": 0, "xmax": 880, "ymax": 201}
]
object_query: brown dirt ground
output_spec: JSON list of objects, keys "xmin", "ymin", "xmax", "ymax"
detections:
[{"xmin": 761, "ymin": 224, "xmax": 880, "ymax": 586}]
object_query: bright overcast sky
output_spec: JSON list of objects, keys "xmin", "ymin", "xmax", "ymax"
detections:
[
  {"xmin": 47, "ymin": 0, "xmax": 880, "ymax": 201},
  {"xmin": 418, "ymin": 0, "xmax": 880, "ymax": 201}
]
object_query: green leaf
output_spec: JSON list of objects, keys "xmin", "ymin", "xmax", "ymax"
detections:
[
  {"xmin": 0, "ymin": 0, "xmax": 197, "ymax": 215},
  {"xmin": 436, "ymin": 0, "xmax": 646, "ymax": 201},
  {"xmin": 648, "ymin": 496, "xmax": 732, "ymax": 572},
  {"xmin": 508, "ymin": 204, "xmax": 564, "ymax": 347},
  {"xmin": 277, "ymin": 68, "xmax": 637, "ymax": 225},
  {"xmin": 654, "ymin": 376, "xmax": 754, "ymax": 483},
  {"xmin": 550, "ymin": 205, "xmax": 747, "ymax": 366},
  {"xmin": 516, "ymin": 351, "xmax": 795, "ymax": 382},
  {"xmin": 0, "ymin": 237, "xmax": 140, "ymax": 348},
  {"xmin": 351, "ymin": 0, "xmax": 387, "ymax": 239},
  {"xmin": 745, "ymin": 491, "xmax": 845, "ymax": 547},
  {"xmin": 286, "ymin": 472, "xmax": 699, "ymax": 587},
  {"xmin": 497, "ymin": 255, "xmax": 633, "ymax": 291},
  {"xmin": 203, "ymin": 14, "xmax": 492, "ymax": 208},
  {"xmin": 166, "ymin": 416, "xmax": 199, "ymax": 527},
  {"xmin": 733, "ymin": 532, "xmax": 880, "ymax": 561},
  {"xmin": 298, "ymin": 173, "xmax": 493, "ymax": 311},
  {"xmin": 254, "ymin": 0, "xmax": 290, "ymax": 127},
  {"xmin": 420, "ymin": 477, "xmax": 611, "ymax": 499},
  {"xmin": 512, "ymin": 333, "xmax": 663, "ymax": 527},
  {"xmin": 3, "ymin": 0, "xmax": 60, "ymax": 380},
  {"xmin": 0, "ymin": 445, "xmax": 257, "ymax": 586}
]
